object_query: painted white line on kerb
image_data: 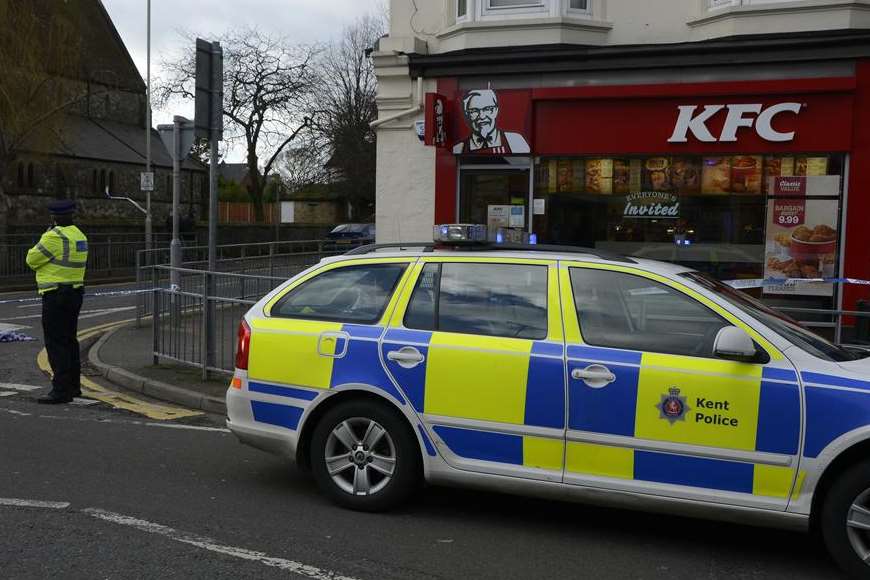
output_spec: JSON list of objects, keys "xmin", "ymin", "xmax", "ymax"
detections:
[
  {"xmin": 0, "ymin": 498, "xmax": 70, "ymax": 509},
  {"xmin": 0, "ymin": 383, "xmax": 42, "ymax": 392},
  {"xmin": 0, "ymin": 391, "xmax": 16, "ymax": 397},
  {"xmin": 83, "ymin": 509, "xmax": 361, "ymax": 580},
  {"xmin": 1, "ymin": 409, "xmax": 32, "ymax": 417},
  {"xmin": 146, "ymin": 422, "xmax": 230, "ymax": 434}
]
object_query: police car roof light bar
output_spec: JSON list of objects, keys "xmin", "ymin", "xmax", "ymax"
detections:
[{"xmin": 345, "ymin": 241, "xmax": 635, "ymax": 263}]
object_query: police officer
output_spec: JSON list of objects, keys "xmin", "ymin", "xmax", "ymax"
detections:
[{"xmin": 26, "ymin": 200, "xmax": 89, "ymax": 404}]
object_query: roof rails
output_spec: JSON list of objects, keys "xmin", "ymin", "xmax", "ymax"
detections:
[
  {"xmin": 345, "ymin": 241, "xmax": 636, "ymax": 264},
  {"xmin": 344, "ymin": 242, "xmax": 435, "ymax": 255}
]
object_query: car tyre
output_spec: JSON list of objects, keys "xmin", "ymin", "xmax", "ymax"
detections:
[
  {"xmin": 310, "ymin": 399, "xmax": 421, "ymax": 512},
  {"xmin": 821, "ymin": 460, "xmax": 870, "ymax": 578}
]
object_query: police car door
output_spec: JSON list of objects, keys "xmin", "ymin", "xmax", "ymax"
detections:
[
  {"xmin": 559, "ymin": 263, "xmax": 802, "ymax": 511},
  {"xmin": 381, "ymin": 258, "xmax": 567, "ymax": 482}
]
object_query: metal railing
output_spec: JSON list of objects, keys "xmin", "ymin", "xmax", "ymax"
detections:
[
  {"xmin": 149, "ymin": 266, "xmax": 288, "ymax": 378},
  {"xmin": 0, "ymin": 234, "xmax": 188, "ymax": 289},
  {"xmin": 145, "ymin": 239, "xmax": 366, "ymax": 377},
  {"xmin": 136, "ymin": 239, "xmax": 365, "ymax": 322}
]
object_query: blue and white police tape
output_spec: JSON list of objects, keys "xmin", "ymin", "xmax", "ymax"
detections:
[
  {"xmin": 726, "ymin": 277, "xmax": 870, "ymax": 290},
  {"xmin": 0, "ymin": 288, "xmax": 152, "ymax": 305}
]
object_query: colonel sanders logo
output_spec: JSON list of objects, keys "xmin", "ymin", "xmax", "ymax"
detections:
[{"xmin": 453, "ymin": 89, "xmax": 530, "ymax": 155}]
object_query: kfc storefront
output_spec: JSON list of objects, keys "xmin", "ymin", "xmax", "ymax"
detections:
[{"xmin": 426, "ymin": 70, "xmax": 870, "ymax": 335}]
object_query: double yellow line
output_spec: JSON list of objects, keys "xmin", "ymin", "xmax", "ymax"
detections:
[{"xmin": 36, "ymin": 319, "xmax": 203, "ymax": 421}]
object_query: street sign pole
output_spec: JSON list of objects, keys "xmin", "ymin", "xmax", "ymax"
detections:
[
  {"xmin": 195, "ymin": 38, "xmax": 224, "ymax": 379},
  {"xmin": 144, "ymin": 0, "xmax": 152, "ymax": 259},
  {"xmin": 158, "ymin": 117, "xmax": 195, "ymax": 295}
]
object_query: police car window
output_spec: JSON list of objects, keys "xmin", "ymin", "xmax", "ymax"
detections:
[
  {"xmin": 272, "ymin": 264, "xmax": 406, "ymax": 324},
  {"xmin": 405, "ymin": 262, "xmax": 548, "ymax": 340},
  {"xmin": 570, "ymin": 268, "xmax": 728, "ymax": 358}
]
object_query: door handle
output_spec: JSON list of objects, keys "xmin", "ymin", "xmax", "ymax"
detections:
[
  {"xmin": 387, "ymin": 347, "xmax": 425, "ymax": 369},
  {"xmin": 572, "ymin": 365, "xmax": 616, "ymax": 389},
  {"xmin": 318, "ymin": 331, "xmax": 349, "ymax": 358}
]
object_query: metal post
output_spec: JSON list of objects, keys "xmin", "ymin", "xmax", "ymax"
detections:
[
  {"xmin": 201, "ymin": 270, "xmax": 210, "ymax": 381},
  {"xmin": 170, "ymin": 117, "xmax": 182, "ymax": 290},
  {"xmin": 135, "ymin": 250, "xmax": 142, "ymax": 328},
  {"xmin": 145, "ymin": 0, "xmax": 152, "ymax": 254},
  {"xmin": 269, "ymin": 242, "xmax": 275, "ymax": 279},
  {"xmin": 152, "ymin": 265, "xmax": 159, "ymax": 366},
  {"xmin": 206, "ymin": 42, "xmax": 222, "ymax": 376}
]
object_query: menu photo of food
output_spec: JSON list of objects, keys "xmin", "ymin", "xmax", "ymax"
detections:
[
  {"xmin": 763, "ymin": 156, "xmax": 795, "ymax": 194},
  {"xmin": 670, "ymin": 157, "xmax": 701, "ymax": 195},
  {"xmin": 796, "ymin": 157, "xmax": 829, "ymax": 177},
  {"xmin": 556, "ymin": 159, "xmax": 584, "ymax": 193},
  {"xmin": 764, "ymin": 199, "xmax": 839, "ymax": 296},
  {"xmin": 701, "ymin": 157, "xmax": 731, "ymax": 194},
  {"xmin": 613, "ymin": 159, "xmax": 642, "ymax": 195},
  {"xmin": 643, "ymin": 157, "xmax": 671, "ymax": 191},
  {"xmin": 730, "ymin": 155, "xmax": 763, "ymax": 195},
  {"xmin": 585, "ymin": 158, "xmax": 614, "ymax": 195}
]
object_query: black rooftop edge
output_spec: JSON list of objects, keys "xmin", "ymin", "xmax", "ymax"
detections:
[{"xmin": 345, "ymin": 242, "xmax": 636, "ymax": 263}]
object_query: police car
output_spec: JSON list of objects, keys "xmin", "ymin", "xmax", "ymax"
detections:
[{"xmin": 227, "ymin": 225, "xmax": 870, "ymax": 578}]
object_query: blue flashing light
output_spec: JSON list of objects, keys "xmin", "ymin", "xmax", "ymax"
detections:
[
  {"xmin": 496, "ymin": 232, "xmax": 504, "ymax": 244},
  {"xmin": 529, "ymin": 234, "xmax": 538, "ymax": 245}
]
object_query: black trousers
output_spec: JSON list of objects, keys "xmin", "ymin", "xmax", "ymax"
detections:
[{"xmin": 42, "ymin": 286, "xmax": 84, "ymax": 397}]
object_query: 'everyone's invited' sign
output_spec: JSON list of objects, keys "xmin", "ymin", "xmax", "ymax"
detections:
[{"xmin": 623, "ymin": 192, "xmax": 680, "ymax": 219}]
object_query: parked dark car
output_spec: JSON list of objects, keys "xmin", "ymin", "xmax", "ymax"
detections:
[{"xmin": 327, "ymin": 223, "xmax": 376, "ymax": 241}]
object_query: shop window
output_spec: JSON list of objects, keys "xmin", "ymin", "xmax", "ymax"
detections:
[
  {"xmin": 404, "ymin": 262, "xmax": 549, "ymax": 340},
  {"xmin": 458, "ymin": 0, "xmax": 468, "ymax": 19},
  {"xmin": 569, "ymin": 268, "xmax": 729, "ymax": 358},
  {"xmin": 710, "ymin": 0, "xmax": 797, "ymax": 9},
  {"xmin": 531, "ymin": 153, "xmax": 844, "ymax": 321},
  {"xmin": 568, "ymin": 0, "xmax": 588, "ymax": 11}
]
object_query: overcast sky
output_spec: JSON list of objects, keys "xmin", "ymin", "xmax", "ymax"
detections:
[{"xmin": 103, "ymin": 0, "xmax": 382, "ymax": 161}]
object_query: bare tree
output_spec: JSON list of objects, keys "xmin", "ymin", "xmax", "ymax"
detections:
[
  {"xmin": 308, "ymin": 14, "xmax": 385, "ymax": 220},
  {"xmin": 158, "ymin": 29, "xmax": 318, "ymax": 222},
  {"xmin": 0, "ymin": 1, "xmax": 89, "ymax": 235},
  {"xmin": 277, "ymin": 141, "xmax": 329, "ymax": 194}
]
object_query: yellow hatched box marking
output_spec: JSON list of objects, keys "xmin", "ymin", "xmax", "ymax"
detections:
[
  {"xmin": 248, "ymin": 319, "xmax": 341, "ymax": 390},
  {"xmin": 523, "ymin": 437, "xmax": 564, "ymax": 471},
  {"xmin": 753, "ymin": 465, "xmax": 796, "ymax": 499},
  {"xmin": 635, "ymin": 353, "xmax": 762, "ymax": 451},
  {"xmin": 424, "ymin": 333, "xmax": 532, "ymax": 425},
  {"xmin": 566, "ymin": 442, "xmax": 634, "ymax": 480}
]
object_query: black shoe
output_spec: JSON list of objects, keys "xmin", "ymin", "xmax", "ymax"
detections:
[
  {"xmin": 71, "ymin": 390, "xmax": 82, "ymax": 399},
  {"xmin": 37, "ymin": 394, "xmax": 73, "ymax": 405}
]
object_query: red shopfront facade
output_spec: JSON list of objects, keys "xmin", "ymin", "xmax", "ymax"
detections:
[{"xmin": 431, "ymin": 65, "xmax": 870, "ymax": 325}]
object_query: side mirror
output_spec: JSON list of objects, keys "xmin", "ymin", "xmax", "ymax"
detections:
[{"xmin": 714, "ymin": 327, "xmax": 758, "ymax": 362}]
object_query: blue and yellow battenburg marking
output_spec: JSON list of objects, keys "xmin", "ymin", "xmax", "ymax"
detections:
[{"xmin": 803, "ymin": 372, "xmax": 870, "ymax": 458}]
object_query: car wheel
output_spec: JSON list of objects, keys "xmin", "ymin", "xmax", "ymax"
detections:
[
  {"xmin": 821, "ymin": 461, "xmax": 870, "ymax": 578},
  {"xmin": 310, "ymin": 399, "xmax": 421, "ymax": 512}
]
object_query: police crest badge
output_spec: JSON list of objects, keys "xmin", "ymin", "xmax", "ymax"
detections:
[{"xmin": 657, "ymin": 387, "xmax": 690, "ymax": 425}]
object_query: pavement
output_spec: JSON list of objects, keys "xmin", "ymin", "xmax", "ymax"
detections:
[{"xmin": 0, "ymin": 281, "xmax": 852, "ymax": 579}]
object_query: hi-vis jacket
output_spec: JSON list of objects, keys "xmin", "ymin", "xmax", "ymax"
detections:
[{"xmin": 26, "ymin": 226, "xmax": 88, "ymax": 294}]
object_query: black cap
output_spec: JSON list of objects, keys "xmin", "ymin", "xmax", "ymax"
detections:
[{"xmin": 47, "ymin": 200, "xmax": 76, "ymax": 215}]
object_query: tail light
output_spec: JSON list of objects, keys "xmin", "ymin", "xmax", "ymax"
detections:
[{"xmin": 235, "ymin": 319, "xmax": 251, "ymax": 370}]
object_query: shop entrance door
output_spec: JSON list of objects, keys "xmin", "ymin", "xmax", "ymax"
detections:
[{"xmin": 459, "ymin": 163, "xmax": 531, "ymax": 241}]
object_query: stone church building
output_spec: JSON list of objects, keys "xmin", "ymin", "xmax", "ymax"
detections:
[{"xmin": 0, "ymin": 0, "xmax": 207, "ymax": 236}]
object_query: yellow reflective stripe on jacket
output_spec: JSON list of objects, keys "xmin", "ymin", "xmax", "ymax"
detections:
[{"xmin": 29, "ymin": 226, "xmax": 88, "ymax": 294}]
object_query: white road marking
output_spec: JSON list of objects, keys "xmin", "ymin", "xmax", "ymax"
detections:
[
  {"xmin": 83, "ymin": 509, "xmax": 361, "ymax": 580},
  {"xmin": 26, "ymin": 413, "xmax": 229, "ymax": 433},
  {"xmin": 1, "ymin": 409, "xmax": 32, "ymax": 416},
  {"xmin": 2, "ymin": 305, "xmax": 135, "ymax": 323},
  {"xmin": 0, "ymin": 498, "xmax": 70, "ymax": 509},
  {"xmin": 0, "ymin": 322, "xmax": 29, "ymax": 332},
  {"xmin": 70, "ymin": 398, "xmax": 100, "ymax": 407},
  {"xmin": 0, "ymin": 383, "xmax": 42, "ymax": 392},
  {"xmin": 0, "ymin": 391, "xmax": 17, "ymax": 397},
  {"xmin": 146, "ymin": 422, "xmax": 230, "ymax": 433}
]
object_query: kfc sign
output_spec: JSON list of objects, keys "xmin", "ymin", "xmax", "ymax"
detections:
[
  {"xmin": 425, "ymin": 93, "xmax": 449, "ymax": 148},
  {"xmin": 668, "ymin": 102, "xmax": 802, "ymax": 144}
]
